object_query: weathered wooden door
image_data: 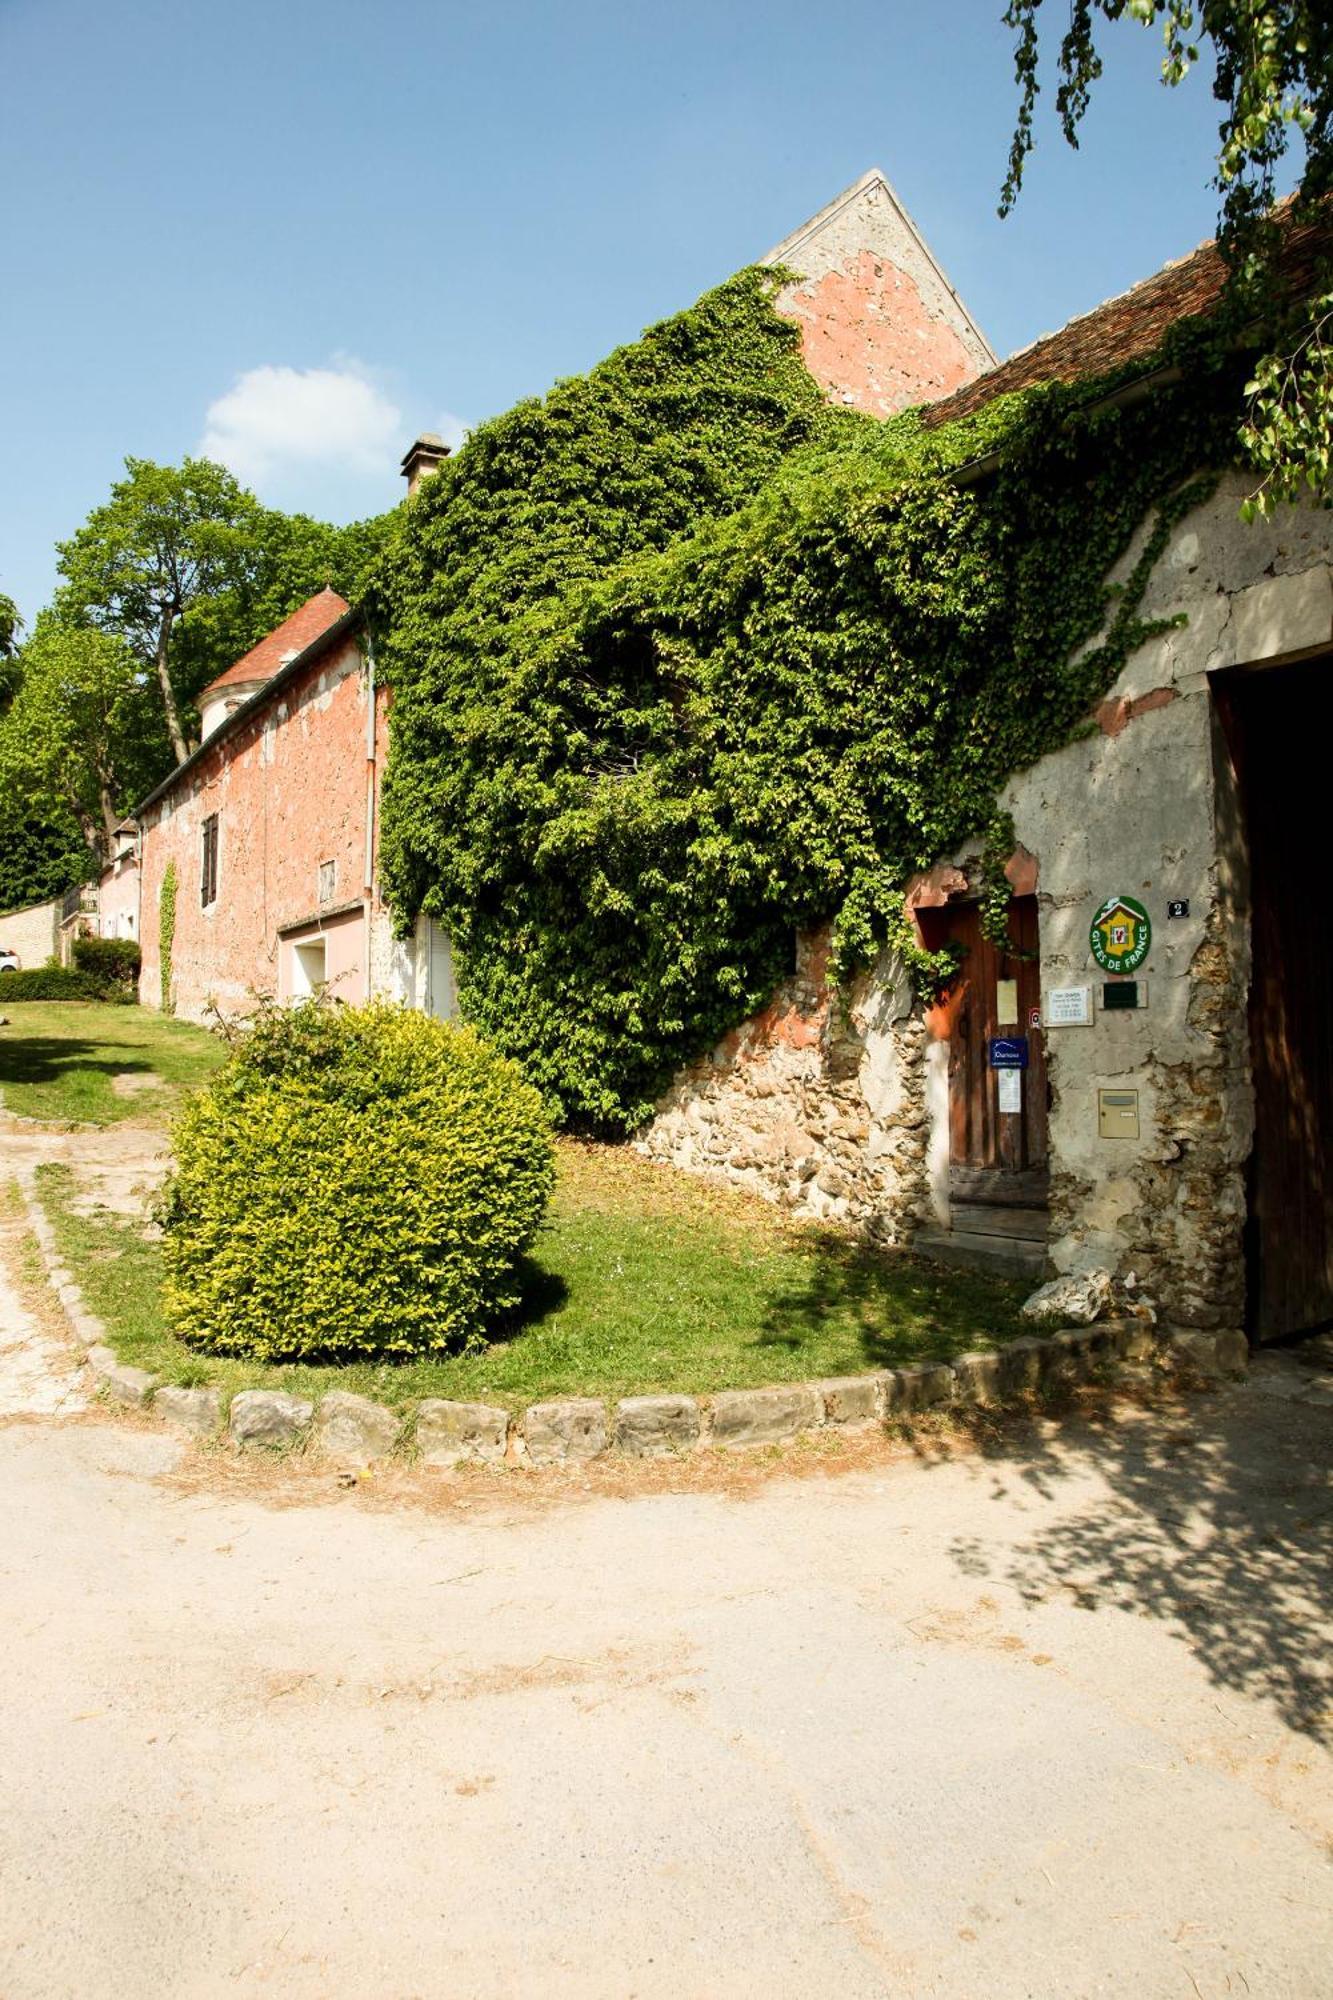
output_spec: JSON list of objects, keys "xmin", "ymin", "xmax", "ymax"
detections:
[
  {"xmin": 942, "ymin": 897, "xmax": 1048, "ymax": 1177},
  {"xmin": 1218, "ymin": 656, "xmax": 1333, "ymax": 1341}
]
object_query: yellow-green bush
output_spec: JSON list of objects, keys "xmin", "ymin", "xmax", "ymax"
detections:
[{"xmin": 159, "ymin": 1002, "xmax": 555, "ymax": 1360}]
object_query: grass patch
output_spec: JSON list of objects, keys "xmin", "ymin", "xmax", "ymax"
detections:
[
  {"xmin": 37, "ymin": 1142, "xmax": 1029, "ymax": 1410},
  {"xmin": 0, "ymin": 1002, "xmax": 224, "ymax": 1124}
]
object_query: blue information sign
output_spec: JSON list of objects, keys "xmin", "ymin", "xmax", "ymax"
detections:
[{"xmin": 987, "ymin": 1036, "xmax": 1030, "ymax": 1070}]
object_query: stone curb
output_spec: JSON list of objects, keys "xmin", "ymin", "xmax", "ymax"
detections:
[{"xmin": 14, "ymin": 1180, "xmax": 1248, "ymax": 1467}]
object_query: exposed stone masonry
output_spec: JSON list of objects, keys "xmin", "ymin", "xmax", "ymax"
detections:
[
  {"xmin": 639, "ymin": 930, "xmax": 932, "ymax": 1236},
  {"xmin": 1124, "ymin": 905, "xmax": 1252, "ymax": 1329}
]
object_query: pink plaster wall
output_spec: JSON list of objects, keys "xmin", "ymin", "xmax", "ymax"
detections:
[
  {"xmin": 780, "ymin": 251, "xmax": 983, "ymax": 417},
  {"xmin": 277, "ymin": 907, "xmax": 368, "ymax": 1006},
  {"xmin": 136, "ymin": 634, "xmax": 389, "ymax": 1020},
  {"xmin": 98, "ymin": 852, "xmax": 140, "ymax": 940}
]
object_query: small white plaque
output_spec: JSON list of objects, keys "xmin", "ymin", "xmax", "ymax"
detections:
[
  {"xmin": 997, "ymin": 1069, "xmax": 1023, "ymax": 1114},
  {"xmin": 1047, "ymin": 985, "xmax": 1092, "ymax": 1027}
]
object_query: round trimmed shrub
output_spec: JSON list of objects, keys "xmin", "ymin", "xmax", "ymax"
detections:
[{"xmin": 159, "ymin": 1001, "xmax": 555, "ymax": 1361}]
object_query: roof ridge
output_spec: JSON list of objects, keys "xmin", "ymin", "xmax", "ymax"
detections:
[
  {"xmin": 200, "ymin": 587, "xmax": 351, "ymax": 698},
  {"xmin": 927, "ymin": 198, "xmax": 1330, "ymax": 430},
  {"xmin": 762, "ymin": 166, "xmax": 996, "ymax": 367}
]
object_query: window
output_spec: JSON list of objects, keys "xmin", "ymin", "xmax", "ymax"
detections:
[
  {"xmin": 200, "ymin": 814, "xmax": 219, "ymax": 908},
  {"xmin": 318, "ymin": 859, "xmax": 336, "ymax": 904},
  {"xmin": 291, "ymin": 937, "xmax": 326, "ymax": 998}
]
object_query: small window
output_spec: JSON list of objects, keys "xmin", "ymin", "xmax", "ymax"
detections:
[
  {"xmin": 200, "ymin": 814, "xmax": 219, "ymax": 908},
  {"xmin": 291, "ymin": 937, "xmax": 327, "ymax": 999},
  {"xmin": 318, "ymin": 859, "xmax": 336, "ymax": 904}
]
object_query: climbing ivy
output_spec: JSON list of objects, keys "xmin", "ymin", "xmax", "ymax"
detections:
[
  {"xmin": 159, "ymin": 859, "xmax": 177, "ymax": 1016},
  {"xmin": 374, "ymin": 267, "xmax": 1241, "ymax": 1133}
]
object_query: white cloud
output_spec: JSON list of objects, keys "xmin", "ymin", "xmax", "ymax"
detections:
[{"xmin": 200, "ymin": 362, "xmax": 402, "ymax": 488}]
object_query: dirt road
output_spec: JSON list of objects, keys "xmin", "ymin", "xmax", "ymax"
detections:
[{"xmin": 1, "ymin": 1349, "xmax": 1329, "ymax": 1998}]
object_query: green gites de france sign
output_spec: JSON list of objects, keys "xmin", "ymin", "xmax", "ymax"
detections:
[{"xmin": 1089, "ymin": 894, "xmax": 1152, "ymax": 974}]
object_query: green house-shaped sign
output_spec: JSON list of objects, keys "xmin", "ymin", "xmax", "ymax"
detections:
[{"xmin": 1090, "ymin": 894, "xmax": 1152, "ymax": 973}]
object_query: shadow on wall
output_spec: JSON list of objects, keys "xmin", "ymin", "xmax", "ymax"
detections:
[{"xmin": 918, "ymin": 1380, "xmax": 1332, "ymax": 1743}]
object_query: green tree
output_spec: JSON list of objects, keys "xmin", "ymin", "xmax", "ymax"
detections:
[
  {"xmin": 0, "ymin": 793, "xmax": 90, "ymax": 912},
  {"xmin": 0, "ymin": 589, "xmax": 20, "ymax": 715},
  {"xmin": 0, "ymin": 590, "xmax": 18, "ymax": 662},
  {"xmin": 56, "ymin": 457, "xmax": 269, "ymax": 763},
  {"xmin": 171, "ymin": 503, "xmax": 393, "ymax": 706},
  {"xmin": 0, "ymin": 592, "xmax": 91, "ymax": 908},
  {"xmin": 1, "ymin": 470, "xmax": 392, "ymax": 905},
  {"xmin": 999, "ymin": 0, "xmax": 1332, "ymax": 513},
  {"xmin": 0, "ymin": 617, "xmax": 162, "ymax": 862},
  {"xmin": 55, "ymin": 458, "xmax": 393, "ymax": 765}
]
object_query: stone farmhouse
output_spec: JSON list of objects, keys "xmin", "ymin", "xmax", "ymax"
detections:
[
  {"xmin": 643, "ymin": 210, "xmax": 1333, "ymax": 1349},
  {"xmin": 104, "ymin": 171, "xmax": 1333, "ymax": 1350}
]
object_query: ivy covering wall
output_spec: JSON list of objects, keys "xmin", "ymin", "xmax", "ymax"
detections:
[{"xmin": 374, "ymin": 268, "xmax": 1239, "ymax": 1132}]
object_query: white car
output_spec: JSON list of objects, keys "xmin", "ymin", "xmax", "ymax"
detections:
[{"xmin": 0, "ymin": 948, "xmax": 18, "ymax": 974}]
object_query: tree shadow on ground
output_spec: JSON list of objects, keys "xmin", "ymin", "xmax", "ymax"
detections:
[
  {"xmin": 903, "ymin": 1365, "xmax": 1333, "ymax": 1743},
  {"xmin": 0, "ymin": 1034, "xmax": 152, "ymax": 1091},
  {"xmin": 752, "ymin": 1229, "xmax": 1027, "ymax": 1367}
]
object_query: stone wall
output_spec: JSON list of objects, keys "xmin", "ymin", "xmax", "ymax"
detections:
[
  {"xmin": 1002, "ymin": 476, "xmax": 1333, "ymax": 1325},
  {"xmin": 639, "ymin": 932, "xmax": 932, "ymax": 1236},
  {"xmin": 0, "ymin": 897, "xmax": 60, "ymax": 970}
]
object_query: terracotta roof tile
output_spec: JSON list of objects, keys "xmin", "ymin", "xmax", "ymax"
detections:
[
  {"xmin": 926, "ymin": 209, "xmax": 1332, "ymax": 429},
  {"xmin": 201, "ymin": 586, "xmax": 350, "ymax": 696}
]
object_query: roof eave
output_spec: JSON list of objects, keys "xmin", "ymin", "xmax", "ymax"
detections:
[{"xmin": 132, "ymin": 605, "xmax": 365, "ymax": 820}]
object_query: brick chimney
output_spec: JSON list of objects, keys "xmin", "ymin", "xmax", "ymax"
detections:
[{"xmin": 400, "ymin": 433, "xmax": 451, "ymax": 496}]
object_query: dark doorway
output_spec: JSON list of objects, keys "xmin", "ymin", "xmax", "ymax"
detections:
[
  {"xmin": 1217, "ymin": 653, "xmax": 1333, "ymax": 1342},
  {"xmin": 914, "ymin": 896, "xmax": 1049, "ymax": 1277},
  {"xmin": 933, "ymin": 895, "xmax": 1048, "ymax": 1180}
]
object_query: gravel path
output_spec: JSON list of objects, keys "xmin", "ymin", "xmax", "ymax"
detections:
[
  {"xmin": 1, "ymin": 1112, "xmax": 1329, "ymax": 1997},
  {"xmin": 0, "ymin": 1345, "xmax": 1328, "ymax": 1997},
  {"xmin": 0, "ymin": 1197, "xmax": 86, "ymax": 1420},
  {"xmin": 0, "ymin": 1111, "xmax": 170, "ymax": 1216}
]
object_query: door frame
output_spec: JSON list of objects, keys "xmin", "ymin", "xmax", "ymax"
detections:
[
  {"xmin": 1212, "ymin": 648, "xmax": 1333, "ymax": 1341},
  {"xmin": 919, "ymin": 892, "xmax": 1049, "ymax": 1183}
]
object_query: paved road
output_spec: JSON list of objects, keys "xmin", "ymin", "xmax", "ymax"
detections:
[{"xmin": 0, "ymin": 1355, "xmax": 1329, "ymax": 1999}]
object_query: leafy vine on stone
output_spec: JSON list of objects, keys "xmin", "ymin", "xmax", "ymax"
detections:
[
  {"xmin": 371, "ymin": 265, "xmax": 1245, "ymax": 1134},
  {"xmin": 159, "ymin": 859, "xmax": 177, "ymax": 1017}
]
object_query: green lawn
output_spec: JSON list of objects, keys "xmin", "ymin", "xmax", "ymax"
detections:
[
  {"xmin": 0, "ymin": 1002, "xmax": 224, "ymax": 1123},
  {"xmin": 37, "ymin": 1142, "xmax": 1029, "ymax": 1411}
]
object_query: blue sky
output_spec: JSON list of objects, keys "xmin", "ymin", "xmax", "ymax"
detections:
[{"xmin": 1, "ymin": 0, "xmax": 1239, "ymax": 625}]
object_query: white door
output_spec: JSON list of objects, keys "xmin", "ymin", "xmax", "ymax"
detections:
[{"xmin": 425, "ymin": 920, "xmax": 456, "ymax": 1019}]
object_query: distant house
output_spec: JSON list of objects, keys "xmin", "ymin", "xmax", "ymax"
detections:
[
  {"xmin": 106, "ymin": 580, "xmax": 456, "ymax": 1022},
  {"xmin": 99, "ymin": 821, "xmax": 139, "ymax": 941}
]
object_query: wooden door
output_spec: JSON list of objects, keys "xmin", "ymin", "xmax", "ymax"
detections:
[
  {"xmin": 1217, "ymin": 656, "xmax": 1333, "ymax": 1341},
  {"xmin": 940, "ymin": 897, "xmax": 1048, "ymax": 1175}
]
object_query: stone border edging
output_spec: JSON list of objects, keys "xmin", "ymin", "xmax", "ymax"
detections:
[{"xmin": 17, "ymin": 1180, "xmax": 1248, "ymax": 1468}]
